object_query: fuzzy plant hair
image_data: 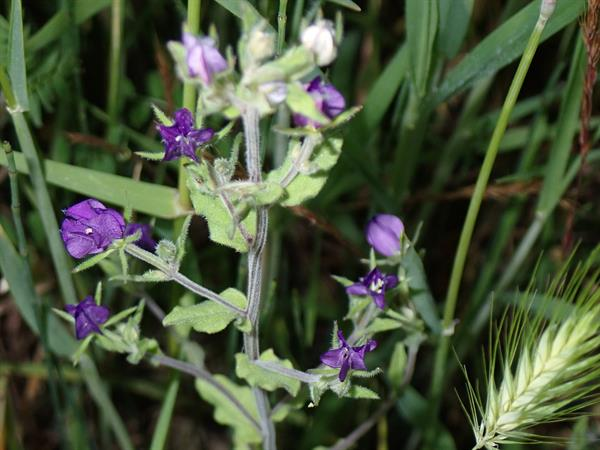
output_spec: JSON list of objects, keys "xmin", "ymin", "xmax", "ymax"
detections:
[{"xmin": 462, "ymin": 247, "xmax": 600, "ymax": 450}]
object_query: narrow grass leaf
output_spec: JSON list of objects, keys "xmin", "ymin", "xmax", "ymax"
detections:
[
  {"xmin": 437, "ymin": 0, "xmax": 474, "ymax": 58},
  {"xmin": 7, "ymin": 0, "xmax": 28, "ymax": 110},
  {"xmin": 149, "ymin": 376, "xmax": 180, "ymax": 450},
  {"xmin": 406, "ymin": 0, "xmax": 438, "ymax": 97},
  {"xmin": 0, "ymin": 150, "xmax": 184, "ymax": 218}
]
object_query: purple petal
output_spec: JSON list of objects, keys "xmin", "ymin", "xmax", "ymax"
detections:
[
  {"xmin": 366, "ymin": 214, "xmax": 404, "ymax": 257},
  {"xmin": 349, "ymin": 351, "xmax": 367, "ymax": 371},
  {"xmin": 385, "ymin": 274, "xmax": 399, "ymax": 289},
  {"xmin": 75, "ymin": 314, "xmax": 102, "ymax": 340},
  {"xmin": 179, "ymin": 140, "xmax": 199, "ymax": 161},
  {"xmin": 65, "ymin": 304, "xmax": 77, "ymax": 315},
  {"xmin": 338, "ymin": 359, "xmax": 350, "ymax": 382},
  {"xmin": 372, "ymin": 292, "xmax": 386, "ymax": 309},
  {"xmin": 64, "ymin": 234, "xmax": 100, "ymax": 259},
  {"xmin": 64, "ymin": 199, "xmax": 106, "ymax": 220},
  {"xmin": 84, "ymin": 304, "xmax": 110, "ymax": 325},
  {"xmin": 320, "ymin": 348, "xmax": 343, "ymax": 368},
  {"xmin": 87, "ymin": 212, "xmax": 125, "ymax": 248},
  {"xmin": 185, "ymin": 36, "xmax": 227, "ymax": 84},
  {"xmin": 306, "ymin": 77, "xmax": 322, "ymax": 93},
  {"xmin": 174, "ymin": 108, "xmax": 194, "ymax": 133},
  {"xmin": 365, "ymin": 339, "xmax": 377, "ymax": 352},
  {"xmin": 337, "ymin": 330, "xmax": 349, "ymax": 348},
  {"xmin": 125, "ymin": 223, "xmax": 156, "ymax": 252},
  {"xmin": 346, "ymin": 283, "xmax": 369, "ymax": 296},
  {"xmin": 188, "ymin": 128, "xmax": 215, "ymax": 145},
  {"xmin": 158, "ymin": 123, "xmax": 180, "ymax": 143},
  {"xmin": 320, "ymin": 84, "xmax": 345, "ymax": 118}
]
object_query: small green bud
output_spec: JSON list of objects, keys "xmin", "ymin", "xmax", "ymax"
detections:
[{"xmin": 156, "ymin": 240, "xmax": 177, "ymax": 264}]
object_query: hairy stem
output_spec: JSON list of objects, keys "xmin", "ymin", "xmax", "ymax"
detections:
[
  {"xmin": 125, "ymin": 244, "xmax": 245, "ymax": 316},
  {"xmin": 242, "ymin": 109, "xmax": 276, "ymax": 449},
  {"xmin": 426, "ymin": 1, "xmax": 554, "ymax": 431},
  {"xmin": 150, "ymin": 354, "xmax": 261, "ymax": 432}
]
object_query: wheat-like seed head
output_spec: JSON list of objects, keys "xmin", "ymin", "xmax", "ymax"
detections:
[{"xmin": 462, "ymin": 248, "xmax": 600, "ymax": 450}]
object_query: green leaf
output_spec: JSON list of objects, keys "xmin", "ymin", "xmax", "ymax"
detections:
[
  {"xmin": 437, "ymin": 0, "xmax": 474, "ymax": 58},
  {"xmin": 235, "ymin": 349, "xmax": 302, "ymax": 396},
  {"xmin": 72, "ymin": 248, "xmax": 116, "ymax": 273},
  {"xmin": 388, "ymin": 342, "xmax": 407, "ymax": 390},
  {"xmin": 151, "ymin": 104, "xmax": 173, "ymax": 126},
  {"xmin": 406, "ymin": 0, "xmax": 438, "ymax": 97},
  {"xmin": 187, "ymin": 162, "xmax": 256, "ymax": 252},
  {"xmin": 325, "ymin": 0, "xmax": 361, "ymax": 12},
  {"xmin": 267, "ymin": 137, "xmax": 343, "ymax": 206},
  {"xmin": 135, "ymin": 151, "xmax": 165, "ymax": 161},
  {"xmin": 0, "ymin": 151, "xmax": 184, "ymax": 219},
  {"xmin": 217, "ymin": 181, "xmax": 284, "ymax": 206},
  {"xmin": 176, "ymin": 215, "xmax": 193, "ymax": 264},
  {"xmin": 331, "ymin": 274, "xmax": 354, "ymax": 287},
  {"xmin": 285, "ymin": 82, "xmax": 329, "ymax": 125},
  {"xmin": 346, "ymin": 385, "xmax": 380, "ymax": 400},
  {"xmin": 111, "ymin": 269, "xmax": 169, "ymax": 283},
  {"xmin": 195, "ymin": 375, "xmax": 261, "ymax": 446},
  {"xmin": 0, "ymin": 229, "xmax": 75, "ymax": 357},
  {"xmin": 163, "ymin": 288, "xmax": 247, "ymax": 334},
  {"xmin": 432, "ymin": 0, "xmax": 585, "ymax": 106},
  {"xmin": 244, "ymin": 46, "xmax": 314, "ymax": 85},
  {"xmin": 214, "ymin": 0, "xmax": 268, "ymax": 30},
  {"xmin": 362, "ymin": 317, "xmax": 403, "ymax": 335},
  {"xmin": 8, "ymin": 0, "xmax": 29, "ymax": 110}
]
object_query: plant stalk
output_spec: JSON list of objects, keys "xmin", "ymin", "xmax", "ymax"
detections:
[
  {"xmin": 178, "ymin": 0, "xmax": 202, "ymax": 213},
  {"xmin": 125, "ymin": 244, "xmax": 245, "ymax": 316},
  {"xmin": 241, "ymin": 108, "xmax": 276, "ymax": 449},
  {"xmin": 2, "ymin": 141, "xmax": 27, "ymax": 256},
  {"xmin": 426, "ymin": 0, "xmax": 555, "ymax": 435}
]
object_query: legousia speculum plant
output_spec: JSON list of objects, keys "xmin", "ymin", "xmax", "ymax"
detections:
[{"xmin": 52, "ymin": 6, "xmax": 429, "ymax": 449}]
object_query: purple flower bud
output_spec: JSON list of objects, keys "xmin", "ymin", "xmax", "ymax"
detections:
[
  {"xmin": 292, "ymin": 77, "xmax": 345, "ymax": 128},
  {"xmin": 125, "ymin": 223, "xmax": 156, "ymax": 252},
  {"xmin": 320, "ymin": 330, "xmax": 377, "ymax": 382},
  {"xmin": 183, "ymin": 33, "xmax": 228, "ymax": 84},
  {"xmin": 157, "ymin": 108, "xmax": 214, "ymax": 161},
  {"xmin": 366, "ymin": 214, "xmax": 405, "ymax": 257},
  {"xmin": 60, "ymin": 199, "xmax": 125, "ymax": 259},
  {"xmin": 346, "ymin": 267, "xmax": 399, "ymax": 309},
  {"xmin": 65, "ymin": 296, "xmax": 110, "ymax": 340}
]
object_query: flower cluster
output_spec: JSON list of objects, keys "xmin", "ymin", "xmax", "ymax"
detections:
[
  {"xmin": 59, "ymin": 198, "xmax": 156, "ymax": 339},
  {"xmin": 320, "ymin": 213, "xmax": 405, "ymax": 381}
]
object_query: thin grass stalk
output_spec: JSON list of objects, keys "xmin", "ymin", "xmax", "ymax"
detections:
[
  {"xmin": 2, "ymin": 141, "xmax": 27, "ymax": 256},
  {"xmin": 107, "ymin": 0, "xmax": 123, "ymax": 131},
  {"xmin": 10, "ymin": 111, "xmax": 78, "ymax": 305},
  {"xmin": 241, "ymin": 108, "xmax": 276, "ymax": 449},
  {"xmin": 276, "ymin": 0, "xmax": 288, "ymax": 56},
  {"xmin": 427, "ymin": 0, "xmax": 557, "ymax": 433}
]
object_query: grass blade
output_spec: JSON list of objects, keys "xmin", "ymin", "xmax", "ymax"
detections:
[
  {"xmin": 149, "ymin": 376, "xmax": 180, "ymax": 450},
  {"xmin": 0, "ymin": 150, "xmax": 185, "ymax": 218},
  {"xmin": 406, "ymin": 0, "xmax": 438, "ymax": 97},
  {"xmin": 7, "ymin": 0, "xmax": 28, "ymax": 110}
]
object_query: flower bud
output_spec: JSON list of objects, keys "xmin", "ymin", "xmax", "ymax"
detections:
[
  {"xmin": 366, "ymin": 214, "xmax": 404, "ymax": 257},
  {"xmin": 248, "ymin": 28, "xmax": 275, "ymax": 63},
  {"xmin": 259, "ymin": 81, "xmax": 288, "ymax": 105},
  {"xmin": 301, "ymin": 20, "xmax": 337, "ymax": 66},
  {"xmin": 183, "ymin": 33, "xmax": 228, "ymax": 84}
]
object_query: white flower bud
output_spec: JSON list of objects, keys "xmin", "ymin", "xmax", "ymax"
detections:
[
  {"xmin": 248, "ymin": 28, "xmax": 275, "ymax": 63},
  {"xmin": 301, "ymin": 20, "xmax": 337, "ymax": 66}
]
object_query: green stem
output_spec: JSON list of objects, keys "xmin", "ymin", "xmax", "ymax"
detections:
[
  {"xmin": 179, "ymin": 0, "xmax": 202, "ymax": 211},
  {"xmin": 426, "ymin": 0, "xmax": 554, "ymax": 430},
  {"xmin": 107, "ymin": 0, "xmax": 124, "ymax": 128},
  {"xmin": 2, "ymin": 141, "xmax": 27, "ymax": 256},
  {"xmin": 276, "ymin": 0, "xmax": 288, "ymax": 56},
  {"xmin": 125, "ymin": 244, "xmax": 245, "ymax": 316},
  {"xmin": 10, "ymin": 111, "xmax": 78, "ymax": 305}
]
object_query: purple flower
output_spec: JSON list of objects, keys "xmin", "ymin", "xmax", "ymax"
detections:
[
  {"xmin": 292, "ymin": 77, "xmax": 345, "ymax": 128},
  {"xmin": 125, "ymin": 223, "xmax": 156, "ymax": 252},
  {"xmin": 346, "ymin": 267, "xmax": 398, "ymax": 309},
  {"xmin": 320, "ymin": 330, "xmax": 377, "ymax": 382},
  {"xmin": 65, "ymin": 296, "xmax": 110, "ymax": 340},
  {"xmin": 157, "ymin": 108, "xmax": 214, "ymax": 161},
  {"xmin": 60, "ymin": 199, "xmax": 125, "ymax": 259},
  {"xmin": 183, "ymin": 33, "xmax": 228, "ymax": 84},
  {"xmin": 366, "ymin": 214, "xmax": 405, "ymax": 257}
]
